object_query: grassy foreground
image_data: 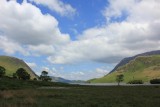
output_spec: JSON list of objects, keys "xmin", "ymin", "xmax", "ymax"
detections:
[
  {"xmin": 1, "ymin": 78, "xmax": 160, "ymax": 107},
  {"xmin": 1, "ymin": 86, "xmax": 160, "ymax": 107}
]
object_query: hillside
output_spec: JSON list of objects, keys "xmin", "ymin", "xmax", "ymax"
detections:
[
  {"xmin": 89, "ymin": 55, "xmax": 160, "ymax": 83},
  {"xmin": 0, "ymin": 56, "xmax": 37, "ymax": 79},
  {"xmin": 110, "ymin": 50, "xmax": 160, "ymax": 73}
]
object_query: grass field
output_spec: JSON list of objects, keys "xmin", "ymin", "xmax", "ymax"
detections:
[
  {"xmin": 1, "ymin": 78, "xmax": 160, "ymax": 107},
  {"xmin": 0, "ymin": 86, "xmax": 160, "ymax": 107},
  {"xmin": 1, "ymin": 86, "xmax": 160, "ymax": 107}
]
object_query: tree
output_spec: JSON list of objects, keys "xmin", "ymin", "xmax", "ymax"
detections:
[
  {"xmin": 33, "ymin": 78, "xmax": 37, "ymax": 81},
  {"xmin": 40, "ymin": 71, "xmax": 51, "ymax": 81},
  {"xmin": 0, "ymin": 66, "xmax": 5, "ymax": 77},
  {"xmin": 116, "ymin": 74, "xmax": 124, "ymax": 86},
  {"xmin": 16, "ymin": 68, "xmax": 30, "ymax": 80},
  {"xmin": 41, "ymin": 71, "xmax": 48, "ymax": 76}
]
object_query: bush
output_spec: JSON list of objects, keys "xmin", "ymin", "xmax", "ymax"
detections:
[
  {"xmin": 128, "ymin": 80, "xmax": 143, "ymax": 84},
  {"xmin": 33, "ymin": 78, "xmax": 37, "ymax": 81},
  {"xmin": 150, "ymin": 79, "xmax": 160, "ymax": 84},
  {"xmin": 0, "ymin": 66, "xmax": 5, "ymax": 77},
  {"xmin": 16, "ymin": 68, "xmax": 30, "ymax": 80}
]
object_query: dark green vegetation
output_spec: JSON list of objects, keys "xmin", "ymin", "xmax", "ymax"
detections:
[
  {"xmin": 116, "ymin": 74, "xmax": 124, "ymax": 85},
  {"xmin": 0, "ymin": 77, "xmax": 70, "ymax": 90},
  {"xmin": 1, "ymin": 77, "xmax": 160, "ymax": 107},
  {"xmin": 39, "ymin": 71, "xmax": 52, "ymax": 82},
  {"xmin": 150, "ymin": 79, "xmax": 160, "ymax": 84},
  {"xmin": 15, "ymin": 68, "xmax": 31, "ymax": 80},
  {"xmin": 90, "ymin": 55, "xmax": 160, "ymax": 83},
  {"xmin": 0, "ymin": 56, "xmax": 37, "ymax": 79},
  {"xmin": 128, "ymin": 80, "xmax": 143, "ymax": 84},
  {"xmin": 1, "ymin": 84, "xmax": 160, "ymax": 107},
  {"xmin": 0, "ymin": 66, "xmax": 5, "ymax": 77}
]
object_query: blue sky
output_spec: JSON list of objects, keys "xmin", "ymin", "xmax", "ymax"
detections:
[
  {"xmin": 0, "ymin": 0, "xmax": 160, "ymax": 80},
  {"xmin": 30, "ymin": 0, "xmax": 107, "ymax": 40}
]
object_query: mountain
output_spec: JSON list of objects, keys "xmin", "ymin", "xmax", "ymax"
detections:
[
  {"xmin": 110, "ymin": 50, "xmax": 160, "ymax": 73},
  {"xmin": 50, "ymin": 76, "xmax": 72, "ymax": 83},
  {"xmin": 0, "ymin": 55, "xmax": 37, "ymax": 79},
  {"xmin": 50, "ymin": 76, "xmax": 86, "ymax": 83},
  {"xmin": 89, "ymin": 50, "xmax": 160, "ymax": 83}
]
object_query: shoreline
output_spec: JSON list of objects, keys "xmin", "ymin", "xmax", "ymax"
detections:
[{"xmin": 70, "ymin": 82, "xmax": 160, "ymax": 86}]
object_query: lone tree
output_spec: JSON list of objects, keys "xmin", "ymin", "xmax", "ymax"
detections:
[
  {"xmin": 116, "ymin": 74, "xmax": 124, "ymax": 86},
  {"xmin": 16, "ymin": 68, "xmax": 30, "ymax": 80},
  {"xmin": 40, "ymin": 71, "xmax": 51, "ymax": 81},
  {"xmin": 41, "ymin": 71, "xmax": 48, "ymax": 76},
  {"xmin": 0, "ymin": 66, "xmax": 5, "ymax": 77}
]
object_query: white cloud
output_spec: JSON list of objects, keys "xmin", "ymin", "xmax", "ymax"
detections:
[
  {"xmin": 48, "ymin": 0, "xmax": 160, "ymax": 64},
  {"xmin": 28, "ymin": 44, "xmax": 55, "ymax": 56},
  {"xmin": 29, "ymin": 0, "xmax": 76, "ymax": 17},
  {"xmin": 103, "ymin": 0, "xmax": 160, "ymax": 23},
  {"xmin": 0, "ymin": 0, "xmax": 70, "ymax": 55},
  {"xmin": 102, "ymin": 0, "xmax": 136, "ymax": 21},
  {"xmin": 40, "ymin": 66, "xmax": 59, "ymax": 76},
  {"xmin": 96, "ymin": 68, "xmax": 108, "ymax": 74},
  {"xmin": 26, "ymin": 62, "xmax": 37, "ymax": 68},
  {"xmin": 0, "ymin": 0, "xmax": 70, "ymax": 45},
  {"xmin": 50, "ymin": 69, "xmax": 109, "ymax": 80},
  {"xmin": 0, "ymin": 35, "xmax": 28, "ymax": 55},
  {"xmin": 1, "ymin": 0, "xmax": 160, "ymax": 67},
  {"xmin": 42, "ymin": 66, "xmax": 50, "ymax": 72}
]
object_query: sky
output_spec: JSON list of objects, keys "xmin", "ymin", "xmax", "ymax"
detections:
[{"xmin": 0, "ymin": 0, "xmax": 160, "ymax": 80}]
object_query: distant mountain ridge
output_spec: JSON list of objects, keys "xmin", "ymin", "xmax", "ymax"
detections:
[
  {"xmin": 89, "ymin": 50, "xmax": 160, "ymax": 83},
  {"xmin": 50, "ymin": 76, "xmax": 72, "ymax": 83},
  {"xmin": 0, "ymin": 55, "xmax": 37, "ymax": 79},
  {"xmin": 50, "ymin": 76, "xmax": 86, "ymax": 83},
  {"xmin": 110, "ymin": 50, "xmax": 160, "ymax": 73}
]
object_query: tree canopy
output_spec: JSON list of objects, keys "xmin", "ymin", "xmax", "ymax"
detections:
[
  {"xmin": 0, "ymin": 66, "xmax": 5, "ymax": 77},
  {"xmin": 16, "ymin": 68, "xmax": 30, "ymax": 80},
  {"xmin": 40, "ymin": 71, "xmax": 51, "ymax": 81},
  {"xmin": 116, "ymin": 74, "xmax": 124, "ymax": 86},
  {"xmin": 41, "ymin": 71, "xmax": 48, "ymax": 76}
]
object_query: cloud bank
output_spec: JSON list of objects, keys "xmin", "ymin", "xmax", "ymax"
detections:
[
  {"xmin": 0, "ymin": 0, "xmax": 70, "ymax": 56},
  {"xmin": 0, "ymin": 0, "xmax": 160, "ymax": 65},
  {"xmin": 48, "ymin": 0, "xmax": 160, "ymax": 64}
]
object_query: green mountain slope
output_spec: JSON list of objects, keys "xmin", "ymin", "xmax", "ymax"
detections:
[
  {"xmin": 0, "ymin": 56, "xmax": 37, "ymax": 79},
  {"xmin": 89, "ymin": 55, "xmax": 160, "ymax": 83}
]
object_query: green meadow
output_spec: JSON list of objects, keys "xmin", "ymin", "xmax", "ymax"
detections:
[{"xmin": 1, "ymin": 78, "xmax": 160, "ymax": 107}]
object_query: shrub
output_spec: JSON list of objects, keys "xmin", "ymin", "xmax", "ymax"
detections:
[
  {"xmin": 33, "ymin": 78, "xmax": 37, "ymax": 81},
  {"xmin": 0, "ymin": 66, "xmax": 5, "ymax": 77},
  {"xmin": 16, "ymin": 68, "xmax": 30, "ymax": 80},
  {"xmin": 40, "ymin": 76, "xmax": 52, "ymax": 82},
  {"xmin": 150, "ymin": 79, "xmax": 160, "ymax": 84},
  {"xmin": 128, "ymin": 80, "xmax": 143, "ymax": 84},
  {"xmin": 116, "ymin": 74, "xmax": 124, "ymax": 85}
]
